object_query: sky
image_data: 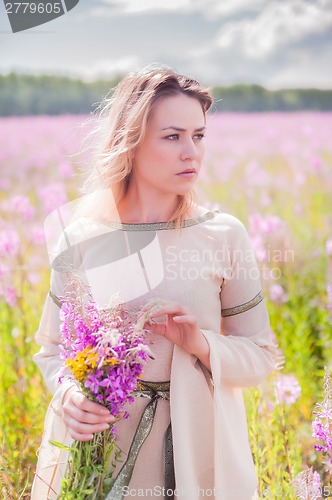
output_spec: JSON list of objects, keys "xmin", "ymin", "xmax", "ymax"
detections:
[{"xmin": 0, "ymin": 0, "xmax": 332, "ymax": 88}]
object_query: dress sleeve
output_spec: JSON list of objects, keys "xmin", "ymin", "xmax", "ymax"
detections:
[
  {"xmin": 200, "ymin": 216, "xmax": 276, "ymax": 388},
  {"xmin": 33, "ymin": 228, "xmax": 82, "ymax": 416}
]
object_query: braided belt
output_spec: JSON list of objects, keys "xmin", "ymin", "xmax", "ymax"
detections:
[{"xmin": 106, "ymin": 380, "xmax": 175, "ymax": 500}]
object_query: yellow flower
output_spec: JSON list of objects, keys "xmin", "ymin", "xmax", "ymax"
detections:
[
  {"xmin": 66, "ymin": 347, "xmax": 99, "ymax": 382},
  {"xmin": 86, "ymin": 351, "xmax": 99, "ymax": 369},
  {"xmin": 104, "ymin": 358, "xmax": 120, "ymax": 366}
]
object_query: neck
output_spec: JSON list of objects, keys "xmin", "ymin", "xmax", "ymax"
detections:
[{"xmin": 117, "ymin": 188, "xmax": 181, "ymax": 224}]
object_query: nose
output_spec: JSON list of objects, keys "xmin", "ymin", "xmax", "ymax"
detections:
[{"xmin": 180, "ymin": 138, "xmax": 199, "ymax": 161}]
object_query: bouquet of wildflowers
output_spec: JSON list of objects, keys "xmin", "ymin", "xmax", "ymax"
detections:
[{"xmin": 50, "ymin": 275, "xmax": 157, "ymax": 499}]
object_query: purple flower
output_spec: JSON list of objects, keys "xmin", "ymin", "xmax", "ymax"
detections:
[
  {"xmin": 312, "ymin": 419, "xmax": 329, "ymax": 447},
  {"xmin": 292, "ymin": 467, "xmax": 321, "ymax": 499},
  {"xmin": 312, "ymin": 367, "xmax": 332, "ymax": 464},
  {"xmin": 58, "ymin": 284, "xmax": 152, "ymax": 420},
  {"xmin": 84, "ymin": 374, "xmax": 102, "ymax": 395},
  {"xmin": 96, "ymin": 394, "xmax": 104, "ymax": 403}
]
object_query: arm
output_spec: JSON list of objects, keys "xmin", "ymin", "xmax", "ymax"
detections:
[
  {"xmin": 200, "ymin": 216, "xmax": 276, "ymax": 387},
  {"xmin": 33, "ymin": 269, "xmax": 78, "ymax": 411},
  {"xmin": 135, "ymin": 214, "xmax": 276, "ymax": 387},
  {"xmin": 33, "ymin": 224, "xmax": 121, "ymax": 440}
]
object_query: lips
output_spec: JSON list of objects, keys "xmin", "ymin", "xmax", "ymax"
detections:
[{"xmin": 176, "ymin": 168, "xmax": 196, "ymax": 175}]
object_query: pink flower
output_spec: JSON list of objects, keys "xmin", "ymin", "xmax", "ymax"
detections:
[
  {"xmin": 27, "ymin": 272, "xmax": 41, "ymax": 285},
  {"xmin": 248, "ymin": 213, "xmax": 284, "ymax": 236},
  {"xmin": 0, "ymin": 229, "xmax": 20, "ymax": 257},
  {"xmin": 58, "ymin": 161, "xmax": 74, "ymax": 179},
  {"xmin": 244, "ymin": 161, "xmax": 270, "ymax": 187},
  {"xmin": 29, "ymin": 226, "xmax": 45, "ymax": 245},
  {"xmin": 327, "ymin": 284, "xmax": 332, "ymax": 316},
  {"xmin": 274, "ymin": 374, "xmax": 302, "ymax": 405},
  {"xmin": 326, "ymin": 239, "xmax": 332, "ymax": 256},
  {"xmin": 250, "ymin": 234, "xmax": 267, "ymax": 261},
  {"xmin": 268, "ymin": 284, "xmax": 288, "ymax": 304},
  {"xmin": 0, "ymin": 262, "xmax": 9, "ymax": 277},
  {"xmin": 1, "ymin": 195, "xmax": 34, "ymax": 220},
  {"xmin": 38, "ymin": 183, "xmax": 67, "ymax": 214},
  {"xmin": 4, "ymin": 286, "xmax": 18, "ymax": 308}
]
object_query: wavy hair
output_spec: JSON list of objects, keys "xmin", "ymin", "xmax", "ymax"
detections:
[{"xmin": 79, "ymin": 65, "xmax": 213, "ymax": 229}]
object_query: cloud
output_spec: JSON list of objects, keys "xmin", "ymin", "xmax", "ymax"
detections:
[
  {"xmin": 75, "ymin": 57, "xmax": 141, "ymax": 81},
  {"xmin": 216, "ymin": 0, "xmax": 332, "ymax": 59},
  {"xmin": 89, "ymin": 0, "xmax": 265, "ymax": 19},
  {"xmin": 0, "ymin": 56, "xmax": 141, "ymax": 82},
  {"xmin": 1, "ymin": 0, "xmax": 331, "ymax": 89},
  {"xmin": 89, "ymin": 0, "xmax": 191, "ymax": 17},
  {"xmin": 262, "ymin": 45, "xmax": 332, "ymax": 88},
  {"xmin": 201, "ymin": 0, "xmax": 266, "ymax": 20}
]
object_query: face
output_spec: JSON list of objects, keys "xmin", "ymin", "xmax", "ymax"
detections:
[{"xmin": 131, "ymin": 93, "xmax": 206, "ymax": 198}]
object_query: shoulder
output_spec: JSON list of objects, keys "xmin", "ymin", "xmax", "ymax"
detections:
[
  {"xmin": 207, "ymin": 211, "xmax": 253, "ymax": 251},
  {"xmin": 210, "ymin": 211, "xmax": 248, "ymax": 237},
  {"xmin": 51, "ymin": 217, "xmax": 107, "ymax": 272},
  {"xmin": 56, "ymin": 217, "xmax": 109, "ymax": 248},
  {"xmin": 213, "ymin": 211, "xmax": 246, "ymax": 231},
  {"xmin": 192, "ymin": 205, "xmax": 246, "ymax": 229}
]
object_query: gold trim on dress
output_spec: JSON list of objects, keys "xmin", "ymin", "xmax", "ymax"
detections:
[
  {"xmin": 221, "ymin": 291, "xmax": 264, "ymax": 317},
  {"xmin": 106, "ymin": 381, "xmax": 174, "ymax": 500},
  {"xmin": 99, "ymin": 209, "xmax": 220, "ymax": 232}
]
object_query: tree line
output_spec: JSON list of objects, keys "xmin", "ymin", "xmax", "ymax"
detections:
[{"xmin": 0, "ymin": 73, "xmax": 331, "ymax": 115}]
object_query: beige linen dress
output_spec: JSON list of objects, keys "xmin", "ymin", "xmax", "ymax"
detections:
[{"xmin": 31, "ymin": 209, "xmax": 276, "ymax": 500}]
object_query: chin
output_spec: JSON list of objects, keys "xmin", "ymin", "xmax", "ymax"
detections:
[{"xmin": 173, "ymin": 188, "xmax": 193, "ymax": 197}]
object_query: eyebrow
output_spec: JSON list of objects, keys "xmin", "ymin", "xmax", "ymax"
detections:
[{"xmin": 161, "ymin": 126, "xmax": 206, "ymax": 132}]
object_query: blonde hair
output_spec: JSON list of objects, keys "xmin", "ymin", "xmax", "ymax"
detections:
[{"xmin": 79, "ymin": 65, "xmax": 213, "ymax": 229}]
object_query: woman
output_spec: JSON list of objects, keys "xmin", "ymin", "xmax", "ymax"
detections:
[{"xmin": 32, "ymin": 66, "xmax": 276, "ymax": 499}]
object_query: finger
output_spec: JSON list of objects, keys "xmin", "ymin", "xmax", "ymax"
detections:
[
  {"xmin": 69, "ymin": 431, "xmax": 94, "ymax": 442},
  {"xmin": 172, "ymin": 314, "xmax": 197, "ymax": 324},
  {"xmin": 149, "ymin": 314, "xmax": 168, "ymax": 325},
  {"xmin": 65, "ymin": 407, "xmax": 116, "ymax": 425},
  {"xmin": 150, "ymin": 303, "xmax": 189, "ymax": 318},
  {"xmin": 73, "ymin": 393, "xmax": 111, "ymax": 415},
  {"xmin": 146, "ymin": 322, "xmax": 167, "ymax": 337},
  {"xmin": 68, "ymin": 418, "xmax": 112, "ymax": 435},
  {"xmin": 66, "ymin": 411, "xmax": 125, "ymax": 436},
  {"xmin": 69, "ymin": 421, "xmax": 122, "ymax": 442}
]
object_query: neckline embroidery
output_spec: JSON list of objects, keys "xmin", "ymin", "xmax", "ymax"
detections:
[{"xmin": 99, "ymin": 209, "xmax": 220, "ymax": 231}]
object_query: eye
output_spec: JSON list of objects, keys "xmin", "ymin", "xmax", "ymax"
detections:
[
  {"xmin": 165, "ymin": 134, "xmax": 179, "ymax": 140},
  {"xmin": 193, "ymin": 133, "xmax": 205, "ymax": 140}
]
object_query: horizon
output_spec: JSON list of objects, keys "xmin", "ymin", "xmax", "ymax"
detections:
[{"xmin": 0, "ymin": 70, "xmax": 331, "ymax": 92}]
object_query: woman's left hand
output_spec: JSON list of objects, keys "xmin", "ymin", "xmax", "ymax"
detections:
[{"xmin": 144, "ymin": 300, "xmax": 210, "ymax": 365}]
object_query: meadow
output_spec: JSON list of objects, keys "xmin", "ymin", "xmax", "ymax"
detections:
[{"xmin": 0, "ymin": 112, "xmax": 331, "ymax": 499}]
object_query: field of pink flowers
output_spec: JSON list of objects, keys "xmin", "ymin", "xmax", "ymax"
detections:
[{"xmin": 0, "ymin": 112, "xmax": 331, "ymax": 499}]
